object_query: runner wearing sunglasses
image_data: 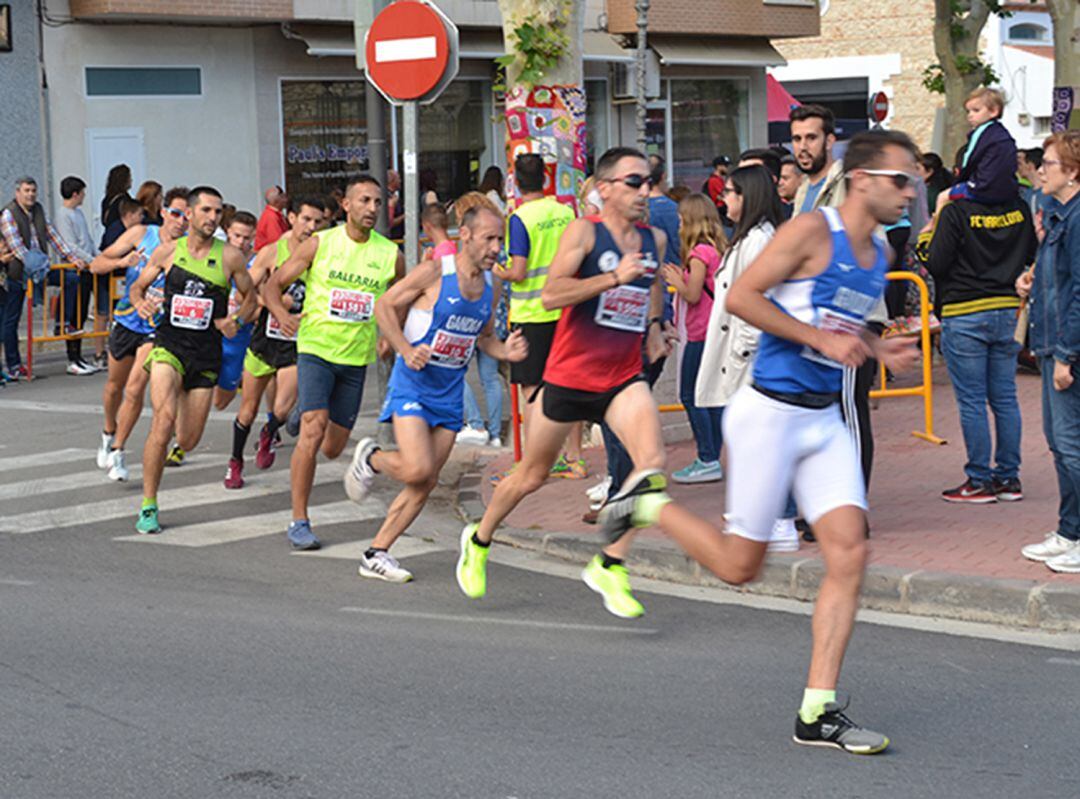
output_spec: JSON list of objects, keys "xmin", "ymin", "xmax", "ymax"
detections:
[{"xmin": 600, "ymin": 131, "xmax": 921, "ymax": 753}]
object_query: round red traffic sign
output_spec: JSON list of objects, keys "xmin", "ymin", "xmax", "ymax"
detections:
[
  {"xmin": 365, "ymin": 1, "xmax": 451, "ymax": 101},
  {"xmin": 869, "ymin": 91, "xmax": 889, "ymax": 123}
]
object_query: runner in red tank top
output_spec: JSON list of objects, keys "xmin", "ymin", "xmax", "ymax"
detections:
[{"xmin": 455, "ymin": 147, "xmax": 676, "ymax": 619}]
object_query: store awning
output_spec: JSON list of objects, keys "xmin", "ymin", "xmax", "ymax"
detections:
[
  {"xmin": 650, "ymin": 36, "xmax": 786, "ymax": 68},
  {"xmin": 290, "ymin": 24, "xmax": 632, "ymax": 64},
  {"xmin": 767, "ymin": 74, "xmax": 800, "ymax": 122}
]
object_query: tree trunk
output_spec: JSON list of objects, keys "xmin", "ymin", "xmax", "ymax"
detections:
[
  {"xmin": 933, "ymin": 0, "xmax": 993, "ymax": 162},
  {"xmin": 1048, "ymin": 0, "xmax": 1080, "ymax": 131}
]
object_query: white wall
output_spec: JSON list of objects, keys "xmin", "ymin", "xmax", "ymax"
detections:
[{"xmin": 987, "ymin": 11, "xmax": 1055, "ymax": 149}]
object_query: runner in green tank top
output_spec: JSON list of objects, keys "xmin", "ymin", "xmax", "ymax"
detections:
[
  {"xmin": 128, "ymin": 186, "xmax": 256, "ymax": 535},
  {"xmin": 223, "ymin": 196, "xmax": 326, "ymax": 489},
  {"xmin": 264, "ymin": 175, "xmax": 404, "ymax": 551}
]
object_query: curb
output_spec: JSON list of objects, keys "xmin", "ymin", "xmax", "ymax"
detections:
[{"xmin": 455, "ymin": 468, "xmax": 1080, "ymax": 633}]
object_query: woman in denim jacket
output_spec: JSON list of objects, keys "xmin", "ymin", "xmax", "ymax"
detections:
[{"xmin": 1018, "ymin": 130, "xmax": 1080, "ymax": 572}]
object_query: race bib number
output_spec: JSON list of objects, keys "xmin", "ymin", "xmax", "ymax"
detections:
[
  {"xmin": 227, "ymin": 288, "xmax": 241, "ymax": 317},
  {"xmin": 595, "ymin": 285, "xmax": 649, "ymax": 332},
  {"xmin": 170, "ymin": 295, "xmax": 213, "ymax": 331},
  {"xmin": 801, "ymin": 308, "xmax": 865, "ymax": 369},
  {"xmin": 328, "ymin": 288, "xmax": 374, "ymax": 323},
  {"xmin": 146, "ymin": 284, "xmax": 165, "ymax": 315},
  {"xmin": 429, "ymin": 330, "xmax": 476, "ymax": 369},
  {"xmin": 266, "ymin": 312, "xmax": 298, "ymax": 342}
]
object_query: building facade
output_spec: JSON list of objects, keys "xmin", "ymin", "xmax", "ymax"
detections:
[{"xmin": 0, "ymin": 2, "xmax": 47, "ymax": 201}]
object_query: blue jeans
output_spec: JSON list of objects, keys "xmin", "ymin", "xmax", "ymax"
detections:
[
  {"xmin": 603, "ymin": 354, "xmax": 665, "ymax": 499},
  {"xmin": 1041, "ymin": 356, "xmax": 1080, "ymax": 541},
  {"xmin": 462, "ymin": 349, "xmax": 502, "ymax": 435},
  {"xmin": 941, "ymin": 309, "xmax": 1022, "ymax": 483},
  {"xmin": 1, "ymin": 279, "xmax": 24, "ymax": 370},
  {"xmin": 679, "ymin": 340, "xmax": 724, "ymax": 463}
]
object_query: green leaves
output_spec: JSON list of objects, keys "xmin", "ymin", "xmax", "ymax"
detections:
[{"xmin": 495, "ymin": 2, "xmax": 573, "ymax": 93}]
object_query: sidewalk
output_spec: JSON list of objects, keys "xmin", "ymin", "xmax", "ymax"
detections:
[{"xmin": 457, "ymin": 364, "xmax": 1080, "ymax": 632}]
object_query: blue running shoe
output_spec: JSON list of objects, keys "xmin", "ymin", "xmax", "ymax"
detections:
[{"xmin": 287, "ymin": 519, "xmax": 321, "ymax": 551}]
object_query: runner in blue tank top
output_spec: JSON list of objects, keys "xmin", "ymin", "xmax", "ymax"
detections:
[
  {"xmin": 603, "ymin": 131, "xmax": 923, "ymax": 755},
  {"xmin": 211, "ymin": 211, "xmax": 259, "ymax": 414},
  {"xmin": 88, "ymin": 187, "xmax": 189, "ymax": 482},
  {"xmin": 341, "ymin": 205, "xmax": 527, "ymax": 583}
]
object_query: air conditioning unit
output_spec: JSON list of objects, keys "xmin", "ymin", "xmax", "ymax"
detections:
[{"xmin": 612, "ymin": 51, "xmax": 661, "ymax": 100}]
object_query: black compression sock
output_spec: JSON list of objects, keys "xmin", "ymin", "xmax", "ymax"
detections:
[
  {"xmin": 601, "ymin": 554, "xmax": 624, "ymax": 569},
  {"xmin": 232, "ymin": 421, "xmax": 251, "ymax": 461},
  {"xmin": 364, "ymin": 547, "xmax": 387, "ymax": 559},
  {"xmin": 265, "ymin": 414, "xmax": 285, "ymax": 438},
  {"xmin": 471, "ymin": 532, "xmax": 490, "ymax": 548}
]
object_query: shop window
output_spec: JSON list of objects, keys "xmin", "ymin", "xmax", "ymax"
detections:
[
  {"xmin": 281, "ymin": 80, "xmax": 368, "ymax": 200},
  {"xmin": 669, "ymin": 80, "xmax": 749, "ymax": 194},
  {"xmin": 416, "ymin": 80, "xmax": 490, "ymax": 204},
  {"xmin": 86, "ymin": 67, "xmax": 201, "ymax": 97}
]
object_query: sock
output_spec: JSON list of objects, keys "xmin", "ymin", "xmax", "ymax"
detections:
[
  {"xmin": 601, "ymin": 554, "xmax": 624, "ymax": 569},
  {"xmin": 364, "ymin": 547, "xmax": 387, "ymax": 559},
  {"xmin": 798, "ymin": 688, "xmax": 837, "ymax": 724},
  {"xmin": 367, "ymin": 446, "xmax": 382, "ymax": 474},
  {"xmin": 633, "ymin": 492, "xmax": 672, "ymax": 527},
  {"xmin": 141, "ymin": 496, "xmax": 156, "ymax": 509},
  {"xmin": 232, "ymin": 420, "xmax": 251, "ymax": 461},
  {"xmin": 471, "ymin": 532, "xmax": 490, "ymax": 548},
  {"xmin": 110, "ymin": 445, "xmax": 121, "ymax": 453},
  {"xmin": 104, "ymin": 429, "xmax": 115, "ymax": 438},
  {"xmin": 265, "ymin": 414, "xmax": 285, "ymax": 438}
]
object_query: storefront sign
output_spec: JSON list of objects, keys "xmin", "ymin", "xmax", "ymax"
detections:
[{"xmin": 281, "ymin": 80, "xmax": 369, "ymax": 198}]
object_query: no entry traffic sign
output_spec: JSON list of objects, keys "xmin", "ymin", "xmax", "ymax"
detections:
[
  {"xmin": 868, "ymin": 91, "xmax": 889, "ymax": 124},
  {"xmin": 364, "ymin": 0, "xmax": 459, "ymax": 105}
]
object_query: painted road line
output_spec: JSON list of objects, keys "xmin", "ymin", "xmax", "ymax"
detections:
[
  {"xmin": 301, "ymin": 536, "xmax": 444, "ymax": 561},
  {"xmin": 338, "ymin": 607, "xmax": 660, "ymax": 635},
  {"xmin": 0, "ymin": 578, "xmax": 36, "ymax": 586},
  {"xmin": 0, "ymin": 448, "xmax": 95, "ymax": 474},
  {"xmin": 0, "ymin": 454, "xmax": 216, "ymax": 502}
]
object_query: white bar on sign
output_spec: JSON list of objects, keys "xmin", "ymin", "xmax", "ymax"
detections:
[{"xmin": 375, "ymin": 36, "xmax": 437, "ymax": 64}]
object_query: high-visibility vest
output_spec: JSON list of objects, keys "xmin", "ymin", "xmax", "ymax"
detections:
[{"xmin": 508, "ymin": 197, "xmax": 574, "ymax": 324}]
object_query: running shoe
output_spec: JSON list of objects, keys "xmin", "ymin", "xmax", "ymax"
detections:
[
  {"xmin": 793, "ymin": 701, "xmax": 890, "ymax": 755},
  {"xmin": 66, "ymin": 361, "xmax": 94, "ymax": 376},
  {"xmin": 344, "ymin": 437, "xmax": 379, "ymax": 504},
  {"xmin": 552, "ymin": 457, "xmax": 587, "ymax": 480},
  {"xmin": 768, "ymin": 518, "xmax": 800, "ymax": 553},
  {"xmin": 598, "ymin": 469, "xmax": 668, "ymax": 544},
  {"xmin": 941, "ymin": 478, "xmax": 996, "ymax": 504},
  {"xmin": 135, "ymin": 505, "xmax": 161, "ymax": 535},
  {"xmin": 164, "ymin": 444, "xmax": 185, "ymax": 467},
  {"xmin": 455, "ymin": 523, "xmax": 489, "ymax": 599},
  {"xmin": 489, "ymin": 464, "xmax": 516, "ymax": 485},
  {"xmin": 254, "ymin": 425, "xmax": 276, "ymax": 470},
  {"xmin": 455, "ymin": 425, "xmax": 489, "ymax": 446},
  {"xmin": 581, "ymin": 555, "xmax": 644, "ymax": 619},
  {"xmin": 488, "ymin": 437, "xmax": 503, "ymax": 449},
  {"xmin": 1046, "ymin": 545, "xmax": 1080, "ymax": 573},
  {"xmin": 671, "ymin": 459, "xmax": 723, "ymax": 484},
  {"xmin": 287, "ymin": 519, "xmax": 321, "ymax": 551},
  {"xmin": 992, "ymin": 478, "xmax": 1023, "ymax": 502},
  {"xmin": 286, "ymin": 406, "xmax": 301, "ymax": 438},
  {"xmin": 359, "ymin": 550, "xmax": 414, "ymax": 583},
  {"xmin": 224, "ymin": 457, "xmax": 244, "ymax": 489},
  {"xmin": 93, "ymin": 352, "xmax": 108, "ymax": 370},
  {"xmin": 9, "ymin": 365, "xmax": 28, "ymax": 380},
  {"xmin": 106, "ymin": 448, "xmax": 129, "ymax": 482},
  {"xmin": 1021, "ymin": 531, "xmax": 1077, "ymax": 562},
  {"xmin": 586, "ymin": 475, "xmax": 613, "ymax": 506},
  {"xmin": 97, "ymin": 431, "xmax": 114, "ymax": 469}
]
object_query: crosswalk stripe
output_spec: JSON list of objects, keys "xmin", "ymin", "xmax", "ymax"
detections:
[
  {"xmin": 0, "ymin": 453, "xmax": 217, "ymax": 502},
  {"xmin": 301, "ymin": 537, "xmax": 445, "ymax": 561},
  {"xmin": 0, "ymin": 460, "xmax": 350, "ymax": 535},
  {"xmin": 112, "ymin": 498, "xmax": 384, "ymax": 547},
  {"xmin": 0, "ymin": 448, "xmax": 95, "ymax": 474}
]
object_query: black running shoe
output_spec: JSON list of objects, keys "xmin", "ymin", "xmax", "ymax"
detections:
[
  {"xmin": 793, "ymin": 701, "xmax": 890, "ymax": 755},
  {"xmin": 597, "ymin": 469, "xmax": 667, "ymax": 544},
  {"xmin": 992, "ymin": 478, "xmax": 1023, "ymax": 502}
]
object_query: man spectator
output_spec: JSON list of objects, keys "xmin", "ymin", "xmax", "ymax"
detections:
[
  {"xmin": 387, "ymin": 169, "xmax": 405, "ymax": 240},
  {"xmin": 56, "ymin": 175, "xmax": 107, "ymax": 373},
  {"xmin": 704, "ymin": 156, "xmax": 730, "ymax": 213},
  {"xmin": 738, "ymin": 148, "xmax": 783, "ymax": 183},
  {"xmin": 1018, "ymin": 148, "xmax": 1047, "ymax": 215},
  {"xmin": 255, "ymin": 185, "xmax": 289, "ymax": 250},
  {"xmin": 926, "ymin": 189, "xmax": 1036, "ymax": 503},
  {"xmin": 0, "ymin": 176, "xmax": 86, "ymax": 378},
  {"xmin": 790, "ymin": 105, "xmax": 846, "ymax": 213},
  {"xmin": 778, "ymin": 154, "xmax": 803, "ymax": 219}
]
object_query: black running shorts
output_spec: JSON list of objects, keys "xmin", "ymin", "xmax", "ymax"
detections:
[{"xmin": 541, "ymin": 376, "xmax": 644, "ymax": 425}]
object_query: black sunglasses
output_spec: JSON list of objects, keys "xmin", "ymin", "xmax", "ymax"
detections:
[{"xmin": 608, "ymin": 174, "xmax": 654, "ymax": 190}]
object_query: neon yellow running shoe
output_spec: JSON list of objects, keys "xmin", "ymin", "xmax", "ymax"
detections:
[
  {"xmin": 456, "ymin": 523, "xmax": 490, "ymax": 599},
  {"xmin": 164, "ymin": 444, "xmax": 185, "ymax": 467},
  {"xmin": 581, "ymin": 555, "xmax": 644, "ymax": 618}
]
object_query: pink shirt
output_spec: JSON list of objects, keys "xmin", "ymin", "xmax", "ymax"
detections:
[
  {"xmin": 432, "ymin": 240, "xmax": 458, "ymax": 259},
  {"xmin": 680, "ymin": 243, "xmax": 720, "ymax": 342}
]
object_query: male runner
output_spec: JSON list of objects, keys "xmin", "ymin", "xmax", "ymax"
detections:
[
  {"xmin": 342, "ymin": 206, "xmax": 527, "ymax": 582},
  {"xmin": 130, "ymin": 186, "xmax": 256, "ymax": 534},
  {"xmin": 456, "ymin": 147, "xmax": 672, "ymax": 619},
  {"xmin": 601, "ymin": 130, "xmax": 921, "ymax": 753},
  {"xmin": 223, "ymin": 197, "xmax": 325, "ymax": 488},
  {"xmin": 210, "ymin": 210, "xmax": 257, "ymax": 413},
  {"xmin": 91, "ymin": 186, "xmax": 189, "ymax": 481},
  {"xmin": 264, "ymin": 175, "xmax": 404, "ymax": 551}
]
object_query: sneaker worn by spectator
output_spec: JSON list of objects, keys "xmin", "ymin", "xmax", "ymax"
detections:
[
  {"xmin": 941, "ymin": 478, "xmax": 997, "ymax": 504},
  {"xmin": 1046, "ymin": 546, "xmax": 1080, "ymax": 573},
  {"xmin": 1021, "ymin": 532, "xmax": 1078, "ymax": 562},
  {"xmin": 67, "ymin": 360, "xmax": 95, "ymax": 376},
  {"xmin": 768, "ymin": 517, "xmax": 800, "ymax": 553},
  {"xmin": 671, "ymin": 458, "xmax": 723, "ymax": 484},
  {"xmin": 455, "ymin": 425, "xmax": 489, "ymax": 446},
  {"xmin": 992, "ymin": 478, "xmax": 1023, "ymax": 501}
]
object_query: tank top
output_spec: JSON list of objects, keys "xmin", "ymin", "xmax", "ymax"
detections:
[
  {"xmin": 543, "ymin": 218, "xmax": 659, "ymax": 393},
  {"xmin": 155, "ymin": 236, "xmax": 230, "ymax": 371},
  {"xmin": 388, "ymin": 255, "xmax": 492, "ymax": 410},
  {"xmin": 249, "ymin": 237, "xmax": 305, "ymax": 369},
  {"xmin": 114, "ymin": 226, "xmax": 165, "ymax": 336},
  {"xmin": 297, "ymin": 225, "xmax": 399, "ymax": 367},
  {"xmin": 753, "ymin": 207, "xmax": 888, "ymax": 395}
]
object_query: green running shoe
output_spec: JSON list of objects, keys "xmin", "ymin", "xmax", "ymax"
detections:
[
  {"xmin": 581, "ymin": 555, "xmax": 644, "ymax": 619},
  {"xmin": 164, "ymin": 444, "xmax": 185, "ymax": 467},
  {"xmin": 456, "ymin": 523, "xmax": 489, "ymax": 599},
  {"xmin": 135, "ymin": 504, "xmax": 161, "ymax": 535}
]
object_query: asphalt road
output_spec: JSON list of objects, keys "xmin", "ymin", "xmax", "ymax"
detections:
[{"xmin": 1, "ymin": 361, "xmax": 1077, "ymax": 799}]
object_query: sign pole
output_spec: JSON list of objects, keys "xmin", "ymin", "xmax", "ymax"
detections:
[
  {"xmin": 403, "ymin": 100, "xmax": 419, "ymax": 270},
  {"xmin": 357, "ymin": 0, "xmax": 389, "ymax": 234}
]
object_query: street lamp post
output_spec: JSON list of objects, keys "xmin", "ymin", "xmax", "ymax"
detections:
[{"xmin": 635, "ymin": 0, "xmax": 649, "ymax": 152}]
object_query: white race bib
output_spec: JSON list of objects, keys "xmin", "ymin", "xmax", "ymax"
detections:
[
  {"xmin": 428, "ymin": 329, "xmax": 477, "ymax": 369},
  {"xmin": 594, "ymin": 285, "xmax": 649, "ymax": 332},
  {"xmin": 170, "ymin": 295, "xmax": 213, "ymax": 331},
  {"xmin": 328, "ymin": 288, "xmax": 374, "ymax": 323},
  {"xmin": 801, "ymin": 308, "xmax": 865, "ymax": 369},
  {"xmin": 266, "ymin": 312, "xmax": 298, "ymax": 342}
]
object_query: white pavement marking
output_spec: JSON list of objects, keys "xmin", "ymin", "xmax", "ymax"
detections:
[
  {"xmin": 113, "ymin": 499, "xmax": 384, "ymax": 547},
  {"xmin": 302, "ymin": 536, "xmax": 443, "ymax": 561},
  {"xmin": 0, "ymin": 448, "xmax": 94, "ymax": 474},
  {"xmin": 0, "ymin": 454, "xmax": 213, "ymax": 502},
  {"xmin": 338, "ymin": 607, "xmax": 660, "ymax": 635},
  {"xmin": 1047, "ymin": 657, "xmax": 1080, "ymax": 666},
  {"xmin": 0, "ymin": 578, "xmax": 36, "ymax": 586},
  {"xmin": 0, "ymin": 461, "xmax": 349, "ymax": 535},
  {"xmin": 374, "ymin": 36, "xmax": 437, "ymax": 63},
  {"xmin": 0, "ymin": 399, "xmax": 111, "ymax": 416}
]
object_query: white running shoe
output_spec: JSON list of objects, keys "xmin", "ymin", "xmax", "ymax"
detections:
[
  {"xmin": 768, "ymin": 518, "xmax": 800, "ymax": 553},
  {"xmin": 1021, "ymin": 532, "xmax": 1077, "ymax": 562},
  {"xmin": 67, "ymin": 361, "xmax": 95, "ymax": 376},
  {"xmin": 106, "ymin": 448, "xmax": 129, "ymax": 482},
  {"xmin": 344, "ymin": 437, "xmax": 379, "ymax": 504},
  {"xmin": 455, "ymin": 426, "xmax": 489, "ymax": 446},
  {"xmin": 488, "ymin": 436, "xmax": 503, "ymax": 449},
  {"xmin": 97, "ymin": 431, "xmax": 114, "ymax": 469},
  {"xmin": 1046, "ymin": 545, "xmax": 1080, "ymax": 573},
  {"xmin": 358, "ymin": 550, "xmax": 413, "ymax": 583},
  {"xmin": 587, "ymin": 476, "xmax": 613, "ymax": 503}
]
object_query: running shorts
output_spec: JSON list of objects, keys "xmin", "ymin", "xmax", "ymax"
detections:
[
  {"xmin": 108, "ymin": 323, "xmax": 152, "ymax": 362},
  {"xmin": 378, "ymin": 389, "xmax": 463, "ymax": 433},
  {"xmin": 541, "ymin": 375, "xmax": 644, "ymax": 425},
  {"xmin": 509, "ymin": 321, "xmax": 558, "ymax": 387},
  {"xmin": 217, "ymin": 326, "xmax": 253, "ymax": 392},
  {"xmin": 296, "ymin": 352, "xmax": 366, "ymax": 430},
  {"xmin": 144, "ymin": 345, "xmax": 218, "ymax": 392},
  {"xmin": 243, "ymin": 349, "xmax": 277, "ymax": 380}
]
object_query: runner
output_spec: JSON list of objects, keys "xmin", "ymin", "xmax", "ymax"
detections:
[
  {"xmin": 130, "ymin": 186, "xmax": 256, "ymax": 534},
  {"xmin": 600, "ymin": 131, "xmax": 921, "ymax": 753},
  {"xmin": 210, "ymin": 210, "xmax": 258, "ymax": 413},
  {"xmin": 455, "ymin": 147, "xmax": 673, "ymax": 619},
  {"xmin": 223, "ymin": 197, "xmax": 325, "ymax": 489},
  {"xmin": 90, "ymin": 186, "xmax": 189, "ymax": 481},
  {"xmin": 342, "ymin": 205, "xmax": 527, "ymax": 582},
  {"xmin": 264, "ymin": 175, "xmax": 404, "ymax": 551}
]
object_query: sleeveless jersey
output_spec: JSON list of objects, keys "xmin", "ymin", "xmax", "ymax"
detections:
[
  {"xmin": 155, "ymin": 237, "xmax": 230, "ymax": 371},
  {"xmin": 388, "ymin": 255, "xmax": 492, "ymax": 410},
  {"xmin": 113, "ymin": 226, "xmax": 165, "ymax": 336},
  {"xmin": 297, "ymin": 225, "xmax": 398, "ymax": 367},
  {"xmin": 753, "ymin": 207, "xmax": 888, "ymax": 395},
  {"xmin": 249, "ymin": 237, "xmax": 305, "ymax": 369},
  {"xmin": 543, "ymin": 218, "xmax": 659, "ymax": 393}
]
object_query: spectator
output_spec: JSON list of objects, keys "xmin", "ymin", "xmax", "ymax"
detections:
[
  {"xmin": 778, "ymin": 154, "xmax": 803, "ymax": 219},
  {"xmin": 927, "ymin": 169, "xmax": 1036, "ymax": 504},
  {"xmin": 738, "ymin": 148, "xmax": 782, "ymax": 183},
  {"xmin": 0, "ymin": 176, "xmax": 86, "ymax": 378},
  {"xmin": 0, "ymin": 234, "xmax": 14, "ymax": 381},
  {"xmin": 479, "ymin": 166, "xmax": 506, "ymax": 214},
  {"xmin": 215, "ymin": 203, "xmax": 238, "ymax": 241},
  {"xmin": 387, "ymin": 169, "xmax": 405, "ymax": 240},
  {"xmin": 254, "ymin": 185, "xmax": 289, "ymax": 250},
  {"xmin": 56, "ymin": 175, "xmax": 107, "ymax": 373},
  {"xmin": 420, "ymin": 202, "xmax": 455, "ymax": 261},
  {"xmin": 419, "ymin": 169, "xmax": 440, "ymax": 209},
  {"xmin": 667, "ymin": 185, "xmax": 691, "ymax": 204},
  {"xmin": 704, "ymin": 155, "xmax": 730, "ymax": 214},
  {"xmin": 579, "ymin": 175, "xmax": 602, "ymax": 216},
  {"xmin": 99, "ymin": 163, "xmax": 133, "ymax": 242},
  {"xmin": 1018, "ymin": 131, "xmax": 1080, "ymax": 572},
  {"xmin": 135, "ymin": 180, "xmax": 163, "ymax": 226},
  {"xmin": 918, "ymin": 152, "xmax": 953, "ymax": 212},
  {"xmin": 1017, "ymin": 148, "xmax": 1048, "ymax": 215},
  {"xmin": 790, "ymin": 105, "xmax": 845, "ymax": 213},
  {"xmin": 328, "ymin": 187, "xmax": 346, "ymax": 226},
  {"xmin": 949, "ymin": 87, "xmax": 1018, "ymax": 205}
]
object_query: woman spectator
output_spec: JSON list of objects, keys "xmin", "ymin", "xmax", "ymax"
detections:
[
  {"xmin": 478, "ymin": 166, "xmax": 506, "ymax": 214},
  {"xmin": 917, "ymin": 152, "xmax": 952, "ymax": 212},
  {"xmin": 1018, "ymin": 131, "xmax": 1080, "ymax": 572},
  {"xmin": 135, "ymin": 181, "xmax": 163, "ymax": 226},
  {"xmin": 99, "ymin": 164, "xmax": 133, "ymax": 236}
]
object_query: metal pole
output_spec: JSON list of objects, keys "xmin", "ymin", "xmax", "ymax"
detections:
[
  {"xmin": 403, "ymin": 100, "xmax": 420, "ymax": 270},
  {"xmin": 361, "ymin": 0, "xmax": 389, "ymax": 233},
  {"xmin": 634, "ymin": 0, "xmax": 649, "ymax": 151}
]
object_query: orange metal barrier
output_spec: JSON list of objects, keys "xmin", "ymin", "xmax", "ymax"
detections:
[{"xmin": 24, "ymin": 263, "xmax": 118, "ymax": 379}]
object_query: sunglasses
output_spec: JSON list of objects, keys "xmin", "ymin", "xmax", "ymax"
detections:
[
  {"xmin": 860, "ymin": 169, "xmax": 919, "ymax": 190},
  {"xmin": 608, "ymin": 174, "xmax": 654, "ymax": 190},
  {"xmin": 164, "ymin": 207, "xmax": 185, "ymax": 219}
]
